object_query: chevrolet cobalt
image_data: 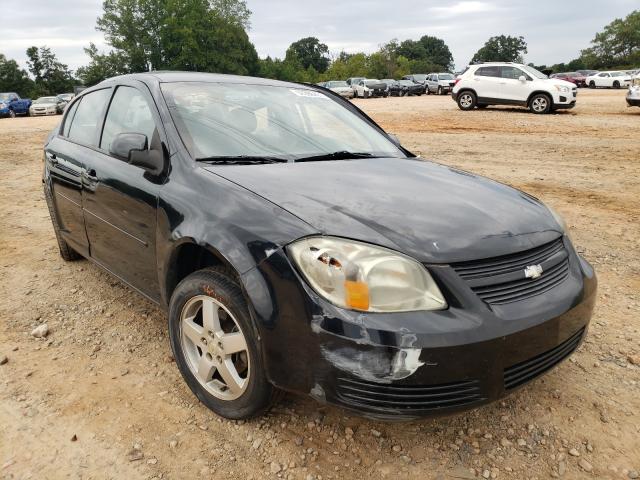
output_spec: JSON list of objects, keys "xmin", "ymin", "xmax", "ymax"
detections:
[{"xmin": 43, "ymin": 73, "xmax": 596, "ymax": 420}]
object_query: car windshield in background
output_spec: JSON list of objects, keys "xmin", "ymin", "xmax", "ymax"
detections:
[
  {"xmin": 34, "ymin": 97, "xmax": 57, "ymax": 104},
  {"xmin": 161, "ymin": 82, "xmax": 404, "ymax": 162},
  {"xmin": 327, "ymin": 81, "xmax": 348, "ymax": 88},
  {"xmin": 0, "ymin": 93, "xmax": 12, "ymax": 101},
  {"xmin": 413, "ymin": 74, "xmax": 427, "ymax": 82},
  {"xmin": 399, "ymin": 80, "xmax": 414, "ymax": 86},
  {"xmin": 439, "ymin": 74, "xmax": 454, "ymax": 80},
  {"xmin": 365, "ymin": 80, "xmax": 380, "ymax": 87},
  {"xmin": 521, "ymin": 65, "xmax": 548, "ymax": 79}
]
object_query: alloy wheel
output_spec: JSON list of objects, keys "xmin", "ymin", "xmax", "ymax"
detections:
[
  {"xmin": 459, "ymin": 94, "xmax": 473, "ymax": 108},
  {"xmin": 531, "ymin": 97, "xmax": 548, "ymax": 113},
  {"xmin": 180, "ymin": 295, "xmax": 250, "ymax": 401}
]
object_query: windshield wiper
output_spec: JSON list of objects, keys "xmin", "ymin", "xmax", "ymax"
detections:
[
  {"xmin": 195, "ymin": 155, "xmax": 289, "ymax": 165},
  {"xmin": 294, "ymin": 151, "xmax": 377, "ymax": 162}
]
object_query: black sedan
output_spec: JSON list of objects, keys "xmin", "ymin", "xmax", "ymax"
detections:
[
  {"xmin": 388, "ymin": 79, "xmax": 424, "ymax": 96},
  {"xmin": 43, "ymin": 72, "xmax": 596, "ymax": 420}
]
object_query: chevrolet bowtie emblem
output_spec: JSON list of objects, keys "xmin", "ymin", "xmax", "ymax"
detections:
[{"xmin": 524, "ymin": 264, "xmax": 544, "ymax": 279}]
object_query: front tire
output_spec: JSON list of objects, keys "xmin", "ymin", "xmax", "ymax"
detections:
[
  {"xmin": 437, "ymin": 86, "xmax": 443, "ymax": 95},
  {"xmin": 589, "ymin": 81, "xmax": 596, "ymax": 88},
  {"xmin": 168, "ymin": 268, "xmax": 277, "ymax": 419},
  {"xmin": 456, "ymin": 91, "xmax": 477, "ymax": 110},
  {"xmin": 8, "ymin": 109, "xmax": 16, "ymax": 119},
  {"xmin": 613, "ymin": 80, "xmax": 620, "ymax": 89},
  {"xmin": 529, "ymin": 93, "xmax": 552, "ymax": 114}
]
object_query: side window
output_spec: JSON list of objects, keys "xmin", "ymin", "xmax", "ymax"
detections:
[
  {"xmin": 100, "ymin": 86, "xmax": 157, "ymax": 153},
  {"xmin": 62, "ymin": 100, "xmax": 80, "ymax": 137},
  {"xmin": 67, "ymin": 89, "xmax": 111, "ymax": 146},
  {"xmin": 475, "ymin": 66, "xmax": 500, "ymax": 77},
  {"xmin": 501, "ymin": 66, "xmax": 527, "ymax": 80}
]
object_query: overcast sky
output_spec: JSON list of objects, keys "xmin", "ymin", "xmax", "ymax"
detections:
[{"xmin": 1, "ymin": 0, "xmax": 637, "ymax": 74}]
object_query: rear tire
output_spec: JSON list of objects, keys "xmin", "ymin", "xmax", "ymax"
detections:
[
  {"xmin": 529, "ymin": 93, "xmax": 552, "ymax": 114},
  {"xmin": 8, "ymin": 109, "xmax": 16, "ymax": 119},
  {"xmin": 43, "ymin": 185, "xmax": 81, "ymax": 261},
  {"xmin": 168, "ymin": 268, "xmax": 279, "ymax": 419},
  {"xmin": 456, "ymin": 91, "xmax": 477, "ymax": 111},
  {"xmin": 613, "ymin": 80, "xmax": 620, "ymax": 89},
  {"xmin": 589, "ymin": 81, "xmax": 596, "ymax": 88}
]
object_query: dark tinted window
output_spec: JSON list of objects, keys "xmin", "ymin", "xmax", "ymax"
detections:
[
  {"xmin": 67, "ymin": 89, "xmax": 111, "ymax": 146},
  {"xmin": 62, "ymin": 100, "xmax": 80, "ymax": 137},
  {"xmin": 100, "ymin": 86, "xmax": 156, "ymax": 152},
  {"xmin": 475, "ymin": 66, "xmax": 500, "ymax": 77}
]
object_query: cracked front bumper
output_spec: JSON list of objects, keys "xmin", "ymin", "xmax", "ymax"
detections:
[{"xmin": 242, "ymin": 239, "xmax": 596, "ymax": 420}]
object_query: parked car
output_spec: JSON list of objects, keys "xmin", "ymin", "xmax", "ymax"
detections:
[
  {"xmin": 43, "ymin": 72, "xmax": 596, "ymax": 420},
  {"xmin": 576, "ymin": 70, "xmax": 599, "ymax": 77},
  {"xmin": 425, "ymin": 73, "xmax": 456, "ymax": 95},
  {"xmin": 353, "ymin": 79, "xmax": 388, "ymax": 98},
  {"xmin": 323, "ymin": 80, "xmax": 354, "ymax": 99},
  {"xmin": 30, "ymin": 96, "xmax": 65, "ymax": 116},
  {"xmin": 57, "ymin": 93, "xmax": 75, "ymax": 103},
  {"xmin": 586, "ymin": 71, "xmax": 631, "ymax": 89},
  {"xmin": 345, "ymin": 77, "xmax": 365, "ymax": 88},
  {"xmin": 627, "ymin": 74, "xmax": 640, "ymax": 107},
  {"xmin": 402, "ymin": 74, "xmax": 428, "ymax": 92},
  {"xmin": 550, "ymin": 72, "xmax": 586, "ymax": 87},
  {"xmin": 452, "ymin": 62, "xmax": 577, "ymax": 114},
  {"xmin": 386, "ymin": 79, "xmax": 424, "ymax": 97},
  {"xmin": 0, "ymin": 92, "xmax": 31, "ymax": 118}
]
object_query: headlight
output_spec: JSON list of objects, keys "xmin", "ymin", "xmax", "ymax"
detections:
[
  {"xmin": 0, "ymin": 103, "xmax": 6, "ymax": 109},
  {"xmin": 287, "ymin": 236, "xmax": 447, "ymax": 312},
  {"xmin": 554, "ymin": 85, "xmax": 570, "ymax": 93}
]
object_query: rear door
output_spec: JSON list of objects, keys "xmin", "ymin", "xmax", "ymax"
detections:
[
  {"xmin": 44, "ymin": 89, "xmax": 112, "ymax": 257},
  {"xmin": 81, "ymin": 82, "xmax": 163, "ymax": 300},
  {"xmin": 473, "ymin": 66, "xmax": 502, "ymax": 99}
]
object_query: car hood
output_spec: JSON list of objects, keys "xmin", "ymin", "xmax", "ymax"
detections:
[
  {"xmin": 204, "ymin": 158, "xmax": 562, "ymax": 263},
  {"xmin": 546, "ymin": 78, "xmax": 575, "ymax": 88}
]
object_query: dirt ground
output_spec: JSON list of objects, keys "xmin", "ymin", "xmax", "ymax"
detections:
[{"xmin": 1, "ymin": 89, "xmax": 638, "ymax": 480}]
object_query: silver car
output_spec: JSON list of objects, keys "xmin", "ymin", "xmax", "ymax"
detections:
[
  {"xmin": 426, "ymin": 73, "xmax": 456, "ymax": 95},
  {"xmin": 324, "ymin": 80, "xmax": 355, "ymax": 99},
  {"xmin": 627, "ymin": 74, "xmax": 640, "ymax": 107}
]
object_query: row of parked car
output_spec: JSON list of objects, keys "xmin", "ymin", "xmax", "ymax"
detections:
[
  {"xmin": 0, "ymin": 92, "xmax": 76, "ymax": 118},
  {"xmin": 550, "ymin": 69, "xmax": 639, "ymax": 89},
  {"xmin": 318, "ymin": 73, "xmax": 457, "ymax": 99}
]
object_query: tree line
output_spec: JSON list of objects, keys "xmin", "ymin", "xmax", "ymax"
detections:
[{"xmin": 0, "ymin": 2, "xmax": 638, "ymax": 98}]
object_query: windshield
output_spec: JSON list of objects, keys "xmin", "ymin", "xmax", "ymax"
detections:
[
  {"xmin": 34, "ymin": 97, "xmax": 57, "ymax": 104},
  {"xmin": 161, "ymin": 82, "xmax": 404, "ymax": 161},
  {"xmin": 438, "ymin": 74, "xmax": 454, "ymax": 80},
  {"xmin": 412, "ymin": 74, "xmax": 427, "ymax": 82},
  {"xmin": 0, "ymin": 93, "xmax": 14, "ymax": 101},
  {"xmin": 399, "ymin": 80, "xmax": 414, "ymax": 86},
  {"xmin": 327, "ymin": 81, "xmax": 348, "ymax": 88},
  {"xmin": 365, "ymin": 80, "xmax": 380, "ymax": 87},
  {"xmin": 520, "ymin": 65, "xmax": 548, "ymax": 79}
]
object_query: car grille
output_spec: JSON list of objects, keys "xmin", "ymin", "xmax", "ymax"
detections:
[
  {"xmin": 451, "ymin": 238, "xmax": 569, "ymax": 305},
  {"xmin": 335, "ymin": 377, "xmax": 485, "ymax": 411},
  {"xmin": 504, "ymin": 327, "xmax": 585, "ymax": 390}
]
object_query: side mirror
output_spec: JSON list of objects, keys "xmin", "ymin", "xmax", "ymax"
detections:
[
  {"xmin": 518, "ymin": 75, "xmax": 527, "ymax": 82},
  {"xmin": 110, "ymin": 132, "xmax": 148, "ymax": 161}
]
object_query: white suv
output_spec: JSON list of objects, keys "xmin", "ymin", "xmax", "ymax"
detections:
[{"xmin": 452, "ymin": 63, "xmax": 577, "ymax": 114}]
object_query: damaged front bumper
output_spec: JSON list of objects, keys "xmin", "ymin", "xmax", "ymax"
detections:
[{"xmin": 242, "ymin": 239, "xmax": 597, "ymax": 420}]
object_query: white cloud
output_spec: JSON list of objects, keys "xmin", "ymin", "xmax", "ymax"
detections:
[{"xmin": 430, "ymin": 1, "xmax": 497, "ymax": 17}]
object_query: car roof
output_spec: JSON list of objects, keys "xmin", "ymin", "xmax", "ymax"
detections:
[{"xmin": 97, "ymin": 71, "xmax": 315, "ymax": 90}]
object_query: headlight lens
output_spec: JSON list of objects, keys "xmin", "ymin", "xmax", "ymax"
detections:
[
  {"xmin": 0, "ymin": 103, "xmax": 6, "ymax": 109},
  {"xmin": 287, "ymin": 236, "xmax": 447, "ymax": 312},
  {"xmin": 554, "ymin": 85, "xmax": 570, "ymax": 93}
]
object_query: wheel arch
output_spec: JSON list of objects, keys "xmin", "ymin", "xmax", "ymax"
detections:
[{"xmin": 527, "ymin": 90, "xmax": 554, "ymax": 107}]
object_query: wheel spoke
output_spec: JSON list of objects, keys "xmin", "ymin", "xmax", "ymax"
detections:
[
  {"xmin": 217, "ymin": 358, "xmax": 245, "ymax": 394},
  {"xmin": 220, "ymin": 332, "xmax": 247, "ymax": 355},
  {"xmin": 182, "ymin": 315, "xmax": 204, "ymax": 346},
  {"xmin": 201, "ymin": 297, "xmax": 221, "ymax": 333},
  {"xmin": 197, "ymin": 354, "xmax": 216, "ymax": 383}
]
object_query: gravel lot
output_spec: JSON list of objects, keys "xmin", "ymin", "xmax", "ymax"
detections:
[{"xmin": 1, "ymin": 88, "xmax": 638, "ymax": 480}]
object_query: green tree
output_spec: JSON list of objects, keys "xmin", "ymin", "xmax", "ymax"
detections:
[
  {"xmin": 0, "ymin": 53, "xmax": 34, "ymax": 95},
  {"xmin": 471, "ymin": 35, "xmax": 528, "ymax": 64},
  {"xmin": 76, "ymin": 43, "xmax": 129, "ymax": 86},
  {"xmin": 285, "ymin": 37, "xmax": 330, "ymax": 73},
  {"xmin": 580, "ymin": 10, "xmax": 640, "ymax": 68},
  {"xmin": 418, "ymin": 35, "xmax": 454, "ymax": 71},
  {"xmin": 93, "ymin": 0, "xmax": 258, "ymax": 74},
  {"xmin": 26, "ymin": 46, "xmax": 76, "ymax": 95}
]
